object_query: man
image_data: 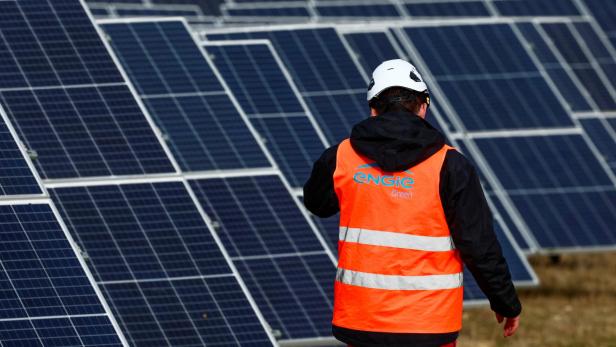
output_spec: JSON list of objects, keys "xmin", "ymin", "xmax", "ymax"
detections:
[{"xmin": 304, "ymin": 59, "xmax": 521, "ymax": 347}]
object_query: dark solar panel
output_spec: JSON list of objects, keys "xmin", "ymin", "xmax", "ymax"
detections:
[
  {"xmin": 205, "ymin": 28, "xmax": 368, "ymax": 143},
  {"xmin": 316, "ymin": 4, "xmax": 401, "ymax": 17},
  {"xmin": 582, "ymin": 0, "xmax": 616, "ymax": 47},
  {"xmin": 540, "ymin": 22, "xmax": 616, "ymax": 111},
  {"xmin": 516, "ymin": 23, "xmax": 593, "ymax": 112},
  {"xmin": 189, "ymin": 175, "xmax": 336, "ymax": 339},
  {"xmin": 403, "ymin": 24, "xmax": 574, "ymax": 130},
  {"xmin": 205, "ymin": 42, "xmax": 327, "ymax": 187},
  {"xmin": 224, "ymin": 5, "xmax": 311, "ymax": 18},
  {"xmin": 0, "ymin": 203, "xmax": 123, "ymax": 346},
  {"xmin": 405, "ymin": 1, "xmax": 491, "ymax": 17},
  {"xmin": 50, "ymin": 181, "xmax": 274, "ymax": 346},
  {"xmin": 474, "ymin": 134, "xmax": 616, "ymax": 249},
  {"xmin": 102, "ymin": 20, "xmax": 271, "ymax": 172},
  {"xmin": 492, "ymin": 0, "xmax": 581, "ymax": 16},
  {"xmin": 0, "ymin": 0, "xmax": 175, "ymax": 179},
  {"xmin": 0, "ymin": 106, "xmax": 42, "ymax": 196},
  {"xmin": 580, "ymin": 118, "xmax": 616, "ymax": 174}
]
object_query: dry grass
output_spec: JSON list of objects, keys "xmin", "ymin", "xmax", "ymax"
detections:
[{"xmin": 458, "ymin": 252, "xmax": 616, "ymax": 347}]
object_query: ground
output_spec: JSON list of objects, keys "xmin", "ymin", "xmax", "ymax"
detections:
[{"xmin": 458, "ymin": 252, "xmax": 616, "ymax": 347}]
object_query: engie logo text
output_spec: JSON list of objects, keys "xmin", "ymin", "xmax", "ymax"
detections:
[{"xmin": 353, "ymin": 163, "xmax": 414, "ymax": 189}]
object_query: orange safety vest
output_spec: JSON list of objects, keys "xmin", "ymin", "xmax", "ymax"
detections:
[{"xmin": 332, "ymin": 139, "xmax": 463, "ymax": 334}]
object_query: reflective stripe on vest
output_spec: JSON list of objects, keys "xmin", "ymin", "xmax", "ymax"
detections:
[{"xmin": 332, "ymin": 139, "xmax": 463, "ymax": 334}]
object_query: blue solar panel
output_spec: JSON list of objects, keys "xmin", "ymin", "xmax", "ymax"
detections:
[
  {"xmin": 492, "ymin": 0, "xmax": 581, "ymax": 16},
  {"xmin": 516, "ymin": 23, "xmax": 593, "ymax": 112},
  {"xmin": 403, "ymin": 24, "xmax": 574, "ymax": 130},
  {"xmin": 405, "ymin": 1, "xmax": 491, "ymax": 17},
  {"xmin": 0, "ymin": 106, "xmax": 42, "ymax": 196},
  {"xmin": 101, "ymin": 20, "xmax": 271, "ymax": 172},
  {"xmin": 582, "ymin": 0, "xmax": 616, "ymax": 47},
  {"xmin": 206, "ymin": 28, "xmax": 368, "ymax": 143},
  {"xmin": 115, "ymin": 7, "xmax": 201, "ymax": 17},
  {"xmin": 474, "ymin": 134, "xmax": 616, "ymax": 249},
  {"xmin": 580, "ymin": 118, "xmax": 616, "ymax": 174},
  {"xmin": 205, "ymin": 42, "xmax": 327, "ymax": 187},
  {"xmin": 50, "ymin": 181, "xmax": 274, "ymax": 346},
  {"xmin": 343, "ymin": 32, "xmax": 405, "ymax": 76},
  {"xmin": 189, "ymin": 175, "xmax": 336, "ymax": 339},
  {"xmin": 540, "ymin": 22, "xmax": 616, "ymax": 111},
  {"xmin": 224, "ymin": 5, "xmax": 311, "ymax": 18},
  {"xmin": 316, "ymin": 4, "xmax": 400, "ymax": 17},
  {"xmin": 0, "ymin": 0, "xmax": 176, "ymax": 179},
  {"xmin": 0, "ymin": 203, "xmax": 123, "ymax": 346}
]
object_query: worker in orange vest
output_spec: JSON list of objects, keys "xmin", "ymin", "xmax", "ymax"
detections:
[{"xmin": 304, "ymin": 59, "xmax": 521, "ymax": 347}]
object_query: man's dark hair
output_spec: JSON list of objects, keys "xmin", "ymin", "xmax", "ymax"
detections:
[{"xmin": 368, "ymin": 87, "xmax": 428, "ymax": 115}]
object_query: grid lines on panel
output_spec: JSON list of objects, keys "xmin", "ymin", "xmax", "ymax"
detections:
[
  {"xmin": 50, "ymin": 181, "xmax": 273, "ymax": 346},
  {"xmin": 205, "ymin": 28, "xmax": 370, "ymax": 144},
  {"xmin": 0, "ymin": 105, "xmax": 42, "ymax": 196},
  {"xmin": 101, "ymin": 20, "xmax": 271, "ymax": 172},
  {"xmin": 402, "ymin": 23, "xmax": 574, "ymax": 131},
  {"xmin": 0, "ymin": 203, "xmax": 123, "ymax": 346},
  {"xmin": 190, "ymin": 175, "xmax": 336, "ymax": 340},
  {"xmin": 205, "ymin": 42, "xmax": 327, "ymax": 187},
  {"xmin": 0, "ymin": 0, "xmax": 175, "ymax": 179}
]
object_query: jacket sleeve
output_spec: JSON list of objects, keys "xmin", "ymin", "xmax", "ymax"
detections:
[
  {"xmin": 440, "ymin": 150, "xmax": 522, "ymax": 318},
  {"xmin": 303, "ymin": 144, "xmax": 340, "ymax": 218}
]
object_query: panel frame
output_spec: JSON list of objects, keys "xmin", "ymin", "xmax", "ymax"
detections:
[{"xmin": 0, "ymin": 104, "xmax": 46, "ymax": 200}]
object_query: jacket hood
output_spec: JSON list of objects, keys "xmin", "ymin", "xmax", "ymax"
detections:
[{"xmin": 350, "ymin": 111, "xmax": 445, "ymax": 172}]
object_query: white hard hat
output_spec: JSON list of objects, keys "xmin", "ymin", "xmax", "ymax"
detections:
[{"xmin": 367, "ymin": 59, "xmax": 428, "ymax": 101}]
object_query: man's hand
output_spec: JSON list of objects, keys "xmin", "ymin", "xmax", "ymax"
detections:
[{"xmin": 495, "ymin": 313, "xmax": 520, "ymax": 337}]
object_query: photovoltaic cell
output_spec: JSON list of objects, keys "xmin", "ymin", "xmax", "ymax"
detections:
[
  {"xmin": 50, "ymin": 182, "xmax": 274, "ymax": 346},
  {"xmin": 316, "ymin": 4, "xmax": 400, "ymax": 17},
  {"xmin": 403, "ymin": 24, "xmax": 574, "ymax": 130},
  {"xmin": 205, "ymin": 42, "xmax": 326, "ymax": 187},
  {"xmin": 101, "ymin": 20, "xmax": 271, "ymax": 172},
  {"xmin": 0, "ymin": 106, "xmax": 41, "ymax": 196},
  {"xmin": 0, "ymin": 203, "xmax": 123, "ymax": 346},
  {"xmin": 540, "ymin": 22, "xmax": 616, "ymax": 111},
  {"xmin": 205, "ymin": 28, "xmax": 369, "ymax": 143},
  {"xmin": 405, "ymin": 1, "xmax": 491, "ymax": 17},
  {"xmin": 580, "ymin": 118, "xmax": 616, "ymax": 174},
  {"xmin": 224, "ymin": 6, "xmax": 311, "ymax": 18},
  {"xmin": 474, "ymin": 135, "xmax": 616, "ymax": 249},
  {"xmin": 582, "ymin": 0, "xmax": 616, "ymax": 47},
  {"xmin": 491, "ymin": 0, "xmax": 580, "ymax": 16},
  {"xmin": 343, "ymin": 32, "xmax": 405, "ymax": 77},
  {"xmin": 516, "ymin": 23, "xmax": 593, "ymax": 112},
  {"xmin": 189, "ymin": 175, "xmax": 336, "ymax": 339},
  {"xmin": 151, "ymin": 0, "xmax": 224, "ymax": 16},
  {"xmin": 0, "ymin": 0, "xmax": 175, "ymax": 179}
]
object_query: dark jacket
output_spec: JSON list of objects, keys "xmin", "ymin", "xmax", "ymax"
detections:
[{"xmin": 303, "ymin": 111, "xmax": 521, "ymax": 347}]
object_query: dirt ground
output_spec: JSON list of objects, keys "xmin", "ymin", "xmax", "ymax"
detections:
[{"xmin": 458, "ymin": 252, "xmax": 616, "ymax": 347}]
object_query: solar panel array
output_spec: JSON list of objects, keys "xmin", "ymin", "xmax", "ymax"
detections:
[
  {"xmin": 99, "ymin": 19, "xmax": 338, "ymax": 342},
  {"xmin": 0, "ymin": 102, "xmax": 126, "ymax": 345},
  {"xmin": 0, "ymin": 0, "xmax": 614, "ymax": 345}
]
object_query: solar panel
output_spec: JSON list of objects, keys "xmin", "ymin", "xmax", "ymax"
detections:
[
  {"xmin": 204, "ymin": 41, "xmax": 328, "ymax": 187},
  {"xmin": 315, "ymin": 3, "xmax": 401, "ymax": 18},
  {"xmin": 50, "ymin": 181, "xmax": 275, "ymax": 346},
  {"xmin": 223, "ymin": 4, "xmax": 311, "ymax": 20},
  {"xmin": 0, "ymin": 202, "xmax": 126, "ymax": 346},
  {"xmin": 151, "ymin": 0, "xmax": 224, "ymax": 16},
  {"xmin": 100, "ymin": 20, "xmax": 271, "ymax": 172},
  {"xmin": 491, "ymin": 0, "xmax": 581, "ymax": 16},
  {"xmin": 0, "ymin": 0, "xmax": 176, "ymax": 179},
  {"xmin": 402, "ymin": 23, "xmax": 574, "ymax": 131},
  {"xmin": 114, "ymin": 5, "xmax": 203, "ymax": 18},
  {"xmin": 0, "ymin": 105, "xmax": 42, "ymax": 196},
  {"xmin": 405, "ymin": 1, "xmax": 491, "ymax": 17},
  {"xmin": 205, "ymin": 27, "xmax": 369, "ymax": 144},
  {"xmin": 474, "ymin": 134, "xmax": 616, "ymax": 250},
  {"xmin": 189, "ymin": 174, "xmax": 336, "ymax": 340},
  {"xmin": 581, "ymin": 0, "xmax": 616, "ymax": 47},
  {"xmin": 537, "ymin": 22, "xmax": 616, "ymax": 111},
  {"xmin": 580, "ymin": 118, "xmax": 616, "ymax": 174}
]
